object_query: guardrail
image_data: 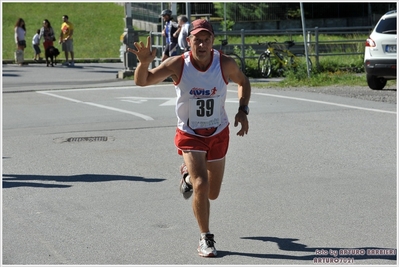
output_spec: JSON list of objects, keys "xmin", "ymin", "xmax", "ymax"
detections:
[{"xmin": 149, "ymin": 31, "xmax": 165, "ymax": 69}]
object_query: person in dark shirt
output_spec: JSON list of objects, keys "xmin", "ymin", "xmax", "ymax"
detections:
[{"xmin": 160, "ymin": 9, "xmax": 178, "ymax": 62}]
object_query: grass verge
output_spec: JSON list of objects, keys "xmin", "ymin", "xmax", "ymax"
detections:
[
  {"xmin": 252, "ymin": 72, "xmax": 397, "ymax": 88},
  {"xmin": 2, "ymin": 2, "xmax": 124, "ymax": 60}
]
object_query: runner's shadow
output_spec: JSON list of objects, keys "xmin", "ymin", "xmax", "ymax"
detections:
[
  {"xmin": 216, "ymin": 250, "xmax": 315, "ymax": 260},
  {"xmin": 82, "ymin": 64, "xmax": 123, "ymax": 69},
  {"xmin": 66, "ymin": 65, "xmax": 84, "ymax": 69},
  {"xmin": 2, "ymin": 173, "xmax": 165, "ymax": 188},
  {"xmin": 86, "ymin": 70, "xmax": 119, "ymax": 74},
  {"xmin": 216, "ymin": 236, "xmax": 396, "ymax": 261}
]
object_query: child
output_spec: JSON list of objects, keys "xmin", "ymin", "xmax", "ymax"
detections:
[{"xmin": 32, "ymin": 29, "xmax": 41, "ymax": 61}]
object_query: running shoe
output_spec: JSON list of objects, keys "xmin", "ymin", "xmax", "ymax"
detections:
[
  {"xmin": 198, "ymin": 234, "xmax": 217, "ymax": 257},
  {"xmin": 179, "ymin": 163, "xmax": 193, "ymax": 199}
]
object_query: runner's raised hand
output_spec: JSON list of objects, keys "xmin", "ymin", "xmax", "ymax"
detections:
[{"xmin": 127, "ymin": 36, "xmax": 157, "ymax": 65}]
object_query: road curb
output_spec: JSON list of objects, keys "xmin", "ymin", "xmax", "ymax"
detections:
[{"xmin": 2, "ymin": 58, "xmax": 121, "ymax": 65}]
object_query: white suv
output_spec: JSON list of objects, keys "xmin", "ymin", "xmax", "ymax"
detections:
[{"xmin": 364, "ymin": 10, "xmax": 397, "ymax": 90}]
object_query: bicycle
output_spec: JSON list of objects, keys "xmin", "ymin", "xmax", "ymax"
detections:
[
  {"xmin": 257, "ymin": 40, "xmax": 312, "ymax": 78},
  {"xmin": 218, "ymin": 39, "xmax": 244, "ymax": 73}
]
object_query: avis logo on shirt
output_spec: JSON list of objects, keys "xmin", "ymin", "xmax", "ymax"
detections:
[{"xmin": 189, "ymin": 87, "xmax": 217, "ymax": 96}]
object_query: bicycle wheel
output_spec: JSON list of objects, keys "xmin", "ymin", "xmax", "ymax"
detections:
[
  {"xmin": 258, "ymin": 53, "xmax": 271, "ymax": 78},
  {"xmin": 227, "ymin": 53, "xmax": 244, "ymax": 73}
]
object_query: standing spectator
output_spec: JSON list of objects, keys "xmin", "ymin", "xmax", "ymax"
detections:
[
  {"xmin": 174, "ymin": 15, "xmax": 190, "ymax": 53},
  {"xmin": 32, "ymin": 29, "xmax": 41, "ymax": 62},
  {"xmin": 160, "ymin": 9, "xmax": 178, "ymax": 62},
  {"xmin": 40, "ymin": 19, "xmax": 55, "ymax": 51},
  {"xmin": 59, "ymin": 15, "xmax": 74, "ymax": 66},
  {"xmin": 14, "ymin": 18, "xmax": 26, "ymax": 66}
]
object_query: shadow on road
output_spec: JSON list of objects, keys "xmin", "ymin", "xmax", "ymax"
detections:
[
  {"xmin": 216, "ymin": 236, "xmax": 396, "ymax": 261},
  {"xmin": 2, "ymin": 173, "xmax": 165, "ymax": 188}
]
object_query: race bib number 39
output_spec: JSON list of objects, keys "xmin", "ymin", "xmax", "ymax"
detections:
[{"xmin": 189, "ymin": 97, "xmax": 221, "ymax": 129}]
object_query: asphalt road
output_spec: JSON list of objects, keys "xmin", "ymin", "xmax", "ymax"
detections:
[{"xmin": 2, "ymin": 62, "xmax": 397, "ymax": 266}]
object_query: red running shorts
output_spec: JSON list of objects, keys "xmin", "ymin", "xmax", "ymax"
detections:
[{"xmin": 174, "ymin": 126, "xmax": 230, "ymax": 161}]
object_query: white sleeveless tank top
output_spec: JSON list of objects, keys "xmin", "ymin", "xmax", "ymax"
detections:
[{"xmin": 174, "ymin": 50, "xmax": 229, "ymax": 137}]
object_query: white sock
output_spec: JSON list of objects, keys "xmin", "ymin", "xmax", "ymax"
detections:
[{"xmin": 185, "ymin": 174, "xmax": 192, "ymax": 185}]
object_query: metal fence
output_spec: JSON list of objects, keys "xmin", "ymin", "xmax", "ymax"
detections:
[
  {"xmin": 142, "ymin": 26, "xmax": 372, "ymax": 70},
  {"xmin": 131, "ymin": 3, "xmax": 161, "ymax": 23}
]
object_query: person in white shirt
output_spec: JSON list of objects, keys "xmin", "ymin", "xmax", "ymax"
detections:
[
  {"xmin": 32, "ymin": 29, "xmax": 41, "ymax": 61},
  {"xmin": 173, "ymin": 15, "xmax": 190, "ymax": 52},
  {"xmin": 14, "ymin": 18, "xmax": 26, "ymax": 66}
]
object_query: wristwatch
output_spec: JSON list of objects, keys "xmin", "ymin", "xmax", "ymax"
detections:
[{"xmin": 239, "ymin": 105, "xmax": 249, "ymax": 115}]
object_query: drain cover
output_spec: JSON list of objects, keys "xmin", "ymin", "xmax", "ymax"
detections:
[
  {"xmin": 53, "ymin": 136, "xmax": 114, "ymax": 143},
  {"xmin": 67, "ymin": 136, "xmax": 108, "ymax": 142}
]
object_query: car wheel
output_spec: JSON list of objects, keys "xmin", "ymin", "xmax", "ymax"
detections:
[{"xmin": 366, "ymin": 74, "xmax": 387, "ymax": 90}]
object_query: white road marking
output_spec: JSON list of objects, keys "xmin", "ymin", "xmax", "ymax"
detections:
[
  {"xmin": 225, "ymin": 98, "xmax": 239, "ymax": 103},
  {"xmin": 159, "ymin": 98, "xmax": 177, "ymax": 106},
  {"xmin": 120, "ymin": 99, "xmax": 148, "ymax": 104},
  {"xmin": 37, "ymin": 91, "xmax": 154, "ymax": 121},
  {"xmin": 118, "ymin": 96, "xmax": 176, "ymax": 106},
  {"xmin": 227, "ymin": 90, "xmax": 395, "ymax": 115},
  {"xmin": 36, "ymin": 86, "xmax": 395, "ymax": 122},
  {"xmin": 46, "ymin": 84, "xmax": 172, "ymax": 92}
]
